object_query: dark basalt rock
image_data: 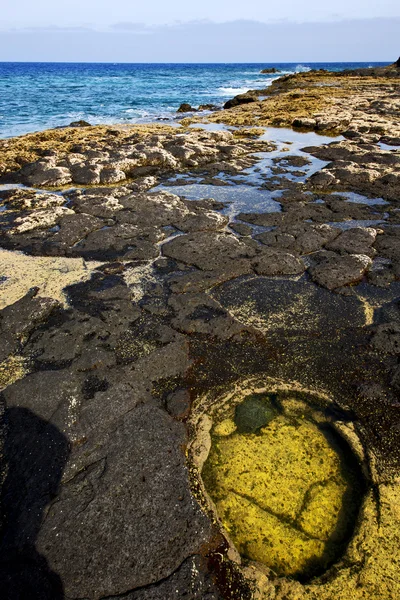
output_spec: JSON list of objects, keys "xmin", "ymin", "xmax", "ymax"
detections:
[
  {"xmin": 36, "ymin": 403, "xmax": 212, "ymax": 598},
  {"xmin": 112, "ymin": 556, "xmax": 223, "ymax": 599},
  {"xmin": 198, "ymin": 103, "xmax": 219, "ymax": 111},
  {"xmin": 0, "ymin": 288, "xmax": 60, "ymax": 362},
  {"xmin": 224, "ymin": 91, "xmax": 259, "ymax": 110},
  {"xmin": 0, "ymin": 406, "xmax": 69, "ymax": 600},
  {"xmin": 260, "ymin": 68, "xmax": 280, "ymax": 74},
  {"xmin": 177, "ymin": 103, "xmax": 197, "ymax": 113},
  {"xmin": 69, "ymin": 120, "xmax": 91, "ymax": 127},
  {"xmin": 162, "ymin": 231, "xmax": 257, "ymax": 271}
]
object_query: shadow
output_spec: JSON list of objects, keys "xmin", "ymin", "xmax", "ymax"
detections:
[{"xmin": 0, "ymin": 406, "xmax": 69, "ymax": 599}]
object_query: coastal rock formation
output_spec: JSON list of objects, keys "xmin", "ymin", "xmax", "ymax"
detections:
[
  {"xmin": 188, "ymin": 63, "xmax": 400, "ymax": 138},
  {"xmin": 224, "ymin": 91, "xmax": 260, "ymax": 110},
  {"xmin": 177, "ymin": 103, "xmax": 197, "ymax": 113},
  {"xmin": 308, "ymin": 251, "xmax": 372, "ymax": 290},
  {"xmin": 0, "ymin": 126, "xmax": 273, "ymax": 184},
  {"xmin": 260, "ymin": 67, "xmax": 280, "ymax": 74},
  {"xmin": 1, "ymin": 64, "xmax": 400, "ymax": 600}
]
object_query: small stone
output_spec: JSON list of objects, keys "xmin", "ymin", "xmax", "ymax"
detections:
[
  {"xmin": 234, "ymin": 394, "xmax": 278, "ymax": 434},
  {"xmin": 165, "ymin": 389, "xmax": 191, "ymax": 420}
]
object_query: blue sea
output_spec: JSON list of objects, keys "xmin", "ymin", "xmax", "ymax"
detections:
[{"xmin": 0, "ymin": 62, "xmax": 390, "ymax": 139}]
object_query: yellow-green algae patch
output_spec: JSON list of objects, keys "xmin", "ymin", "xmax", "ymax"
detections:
[
  {"xmin": 0, "ymin": 248, "xmax": 100, "ymax": 309},
  {"xmin": 0, "ymin": 355, "xmax": 29, "ymax": 390},
  {"xmin": 201, "ymin": 393, "xmax": 364, "ymax": 581}
]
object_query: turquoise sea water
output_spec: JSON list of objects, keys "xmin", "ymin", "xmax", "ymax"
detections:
[{"xmin": 0, "ymin": 62, "xmax": 390, "ymax": 138}]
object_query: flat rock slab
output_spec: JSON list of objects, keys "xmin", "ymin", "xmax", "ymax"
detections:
[
  {"xmin": 1, "ymin": 400, "xmax": 212, "ymax": 599},
  {"xmin": 326, "ymin": 227, "xmax": 377, "ymax": 257},
  {"xmin": 162, "ymin": 231, "xmax": 256, "ymax": 271},
  {"xmin": 252, "ymin": 249, "xmax": 305, "ymax": 276},
  {"xmin": 211, "ymin": 276, "xmax": 368, "ymax": 336},
  {"xmin": 309, "ymin": 253, "xmax": 372, "ymax": 290}
]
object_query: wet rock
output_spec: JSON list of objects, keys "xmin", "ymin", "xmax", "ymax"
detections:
[
  {"xmin": 198, "ymin": 104, "xmax": 219, "ymax": 111},
  {"xmin": 234, "ymin": 394, "xmax": 278, "ymax": 433},
  {"xmin": 273, "ymin": 155, "xmax": 311, "ymax": 168},
  {"xmin": 252, "ymin": 249, "xmax": 305, "ymax": 276},
  {"xmin": 212, "ymin": 276, "xmax": 368, "ymax": 335},
  {"xmin": 309, "ymin": 252, "xmax": 372, "ymax": 290}
]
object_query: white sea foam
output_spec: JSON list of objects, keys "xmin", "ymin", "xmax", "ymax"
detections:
[
  {"xmin": 295, "ymin": 64, "xmax": 311, "ymax": 73},
  {"xmin": 218, "ymin": 86, "xmax": 251, "ymax": 96}
]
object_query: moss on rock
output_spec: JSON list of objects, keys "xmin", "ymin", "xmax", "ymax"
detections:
[{"xmin": 202, "ymin": 395, "xmax": 363, "ymax": 580}]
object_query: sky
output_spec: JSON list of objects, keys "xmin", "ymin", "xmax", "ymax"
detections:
[
  {"xmin": 2, "ymin": 0, "xmax": 400, "ymax": 28},
  {"xmin": 1, "ymin": 1, "xmax": 399, "ymax": 61}
]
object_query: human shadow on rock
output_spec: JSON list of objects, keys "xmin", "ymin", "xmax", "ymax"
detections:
[{"xmin": 0, "ymin": 405, "xmax": 69, "ymax": 599}]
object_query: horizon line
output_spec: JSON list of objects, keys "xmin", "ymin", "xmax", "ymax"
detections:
[{"xmin": 0, "ymin": 60, "xmax": 393, "ymax": 65}]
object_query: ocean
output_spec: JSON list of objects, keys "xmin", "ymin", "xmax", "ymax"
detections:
[{"xmin": 0, "ymin": 62, "xmax": 390, "ymax": 139}]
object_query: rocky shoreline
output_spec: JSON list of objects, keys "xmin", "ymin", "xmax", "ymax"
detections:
[{"xmin": 0, "ymin": 62, "xmax": 400, "ymax": 600}]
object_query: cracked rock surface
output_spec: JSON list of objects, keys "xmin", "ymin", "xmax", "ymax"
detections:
[{"xmin": 1, "ymin": 63, "xmax": 400, "ymax": 600}]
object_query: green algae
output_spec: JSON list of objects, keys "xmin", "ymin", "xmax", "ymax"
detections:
[
  {"xmin": 234, "ymin": 393, "xmax": 279, "ymax": 434},
  {"xmin": 202, "ymin": 392, "xmax": 364, "ymax": 581}
]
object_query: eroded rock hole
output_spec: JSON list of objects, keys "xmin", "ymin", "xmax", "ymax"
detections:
[{"xmin": 201, "ymin": 391, "xmax": 365, "ymax": 582}]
